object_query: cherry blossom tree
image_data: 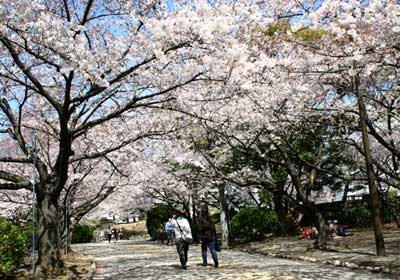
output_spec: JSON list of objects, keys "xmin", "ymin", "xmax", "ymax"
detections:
[
  {"xmin": 164, "ymin": 0, "xmax": 399, "ymax": 255},
  {"xmin": 1, "ymin": 3, "xmax": 398, "ymax": 277},
  {"xmin": 267, "ymin": 0, "xmax": 400, "ymax": 256},
  {"xmin": 0, "ymin": 0, "xmax": 253, "ymax": 276}
]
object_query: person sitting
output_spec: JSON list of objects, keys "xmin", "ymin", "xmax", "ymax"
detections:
[
  {"xmin": 311, "ymin": 226, "xmax": 319, "ymax": 239},
  {"xmin": 329, "ymin": 220, "xmax": 337, "ymax": 237},
  {"xmin": 336, "ymin": 222, "xmax": 346, "ymax": 236},
  {"xmin": 302, "ymin": 227, "xmax": 311, "ymax": 239}
]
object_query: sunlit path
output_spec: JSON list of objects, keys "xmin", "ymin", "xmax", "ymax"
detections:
[{"xmin": 73, "ymin": 240, "xmax": 395, "ymax": 280}]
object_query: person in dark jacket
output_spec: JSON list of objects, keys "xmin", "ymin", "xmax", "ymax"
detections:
[{"xmin": 198, "ymin": 204, "xmax": 219, "ymax": 268}]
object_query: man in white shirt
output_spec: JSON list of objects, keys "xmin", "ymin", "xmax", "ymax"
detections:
[{"xmin": 171, "ymin": 213, "xmax": 192, "ymax": 269}]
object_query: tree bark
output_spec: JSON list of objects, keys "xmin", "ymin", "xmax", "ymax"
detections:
[
  {"xmin": 35, "ymin": 190, "xmax": 63, "ymax": 279},
  {"xmin": 272, "ymin": 187, "xmax": 293, "ymax": 235},
  {"xmin": 218, "ymin": 184, "xmax": 230, "ymax": 248},
  {"xmin": 354, "ymin": 70, "xmax": 386, "ymax": 256},
  {"xmin": 315, "ymin": 209, "xmax": 332, "ymax": 247}
]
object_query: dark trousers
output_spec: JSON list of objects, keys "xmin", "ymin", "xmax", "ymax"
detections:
[
  {"xmin": 201, "ymin": 238, "xmax": 218, "ymax": 265},
  {"xmin": 167, "ymin": 230, "xmax": 174, "ymax": 245},
  {"xmin": 176, "ymin": 240, "xmax": 189, "ymax": 267}
]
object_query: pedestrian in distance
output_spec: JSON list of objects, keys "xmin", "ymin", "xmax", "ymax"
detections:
[
  {"xmin": 171, "ymin": 212, "xmax": 193, "ymax": 269},
  {"xmin": 165, "ymin": 217, "xmax": 175, "ymax": 246},
  {"xmin": 111, "ymin": 228, "xmax": 117, "ymax": 242},
  {"xmin": 105, "ymin": 227, "xmax": 112, "ymax": 243},
  {"xmin": 198, "ymin": 204, "xmax": 219, "ymax": 268},
  {"xmin": 159, "ymin": 229, "xmax": 167, "ymax": 244},
  {"xmin": 118, "ymin": 228, "xmax": 124, "ymax": 240}
]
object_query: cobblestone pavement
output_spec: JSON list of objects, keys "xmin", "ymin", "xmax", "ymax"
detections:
[{"xmin": 73, "ymin": 240, "xmax": 396, "ymax": 280}]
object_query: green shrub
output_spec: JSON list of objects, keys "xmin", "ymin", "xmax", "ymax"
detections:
[
  {"xmin": 145, "ymin": 205, "xmax": 175, "ymax": 240},
  {"xmin": 72, "ymin": 224, "xmax": 95, "ymax": 243},
  {"xmin": 340, "ymin": 201, "xmax": 371, "ymax": 226},
  {"xmin": 383, "ymin": 195, "xmax": 400, "ymax": 224},
  {"xmin": 0, "ymin": 218, "xmax": 26, "ymax": 276},
  {"xmin": 231, "ymin": 207, "xmax": 279, "ymax": 241}
]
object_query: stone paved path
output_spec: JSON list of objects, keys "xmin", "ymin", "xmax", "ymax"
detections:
[{"xmin": 73, "ymin": 240, "xmax": 395, "ymax": 280}]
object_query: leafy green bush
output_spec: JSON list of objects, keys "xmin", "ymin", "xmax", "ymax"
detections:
[
  {"xmin": 145, "ymin": 205, "xmax": 175, "ymax": 240},
  {"xmin": 341, "ymin": 201, "xmax": 371, "ymax": 226},
  {"xmin": 318, "ymin": 195, "xmax": 400, "ymax": 228},
  {"xmin": 72, "ymin": 224, "xmax": 95, "ymax": 243},
  {"xmin": 383, "ymin": 194, "xmax": 400, "ymax": 224},
  {"xmin": 0, "ymin": 218, "xmax": 26, "ymax": 276},
  {"xmin": 231, "ymin": 207, "xmax": 279, "ymax": 241}
]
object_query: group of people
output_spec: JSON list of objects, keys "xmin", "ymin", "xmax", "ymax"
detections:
[
  {"xmin": 167, "ymin": 204, "xmax": 219, "ymax": 269},
  {"xmin": 104, "ymin": 227, "xmax": 124, "ymax": 243},
  {"xmin": 329, "ymin": 220, "xmax": 346, "ymax": 237},
  {"xmin": 301, "ymin": 220, "xmax": 346, "ymax": 240}
]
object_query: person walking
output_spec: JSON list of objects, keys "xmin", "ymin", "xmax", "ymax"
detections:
[
  {"xmin": 165, "ymin": 218, "xmax": 174, "ymax": 246},
  {"xmin": 118, "ymin": 228, "xmax": 124, "ymax": 240},
  {"xmin": 105, "ymin": 227, "xmax": 112, "ymax": 243},
  {"xmin": 171, "ymin": 213, "xmax": 192, "ymax": 269},
  {"xmin": 111, "ymin": 228, "xmax": 117, "ymax": 242},
  {"xmin": 198, "ymin": 204, "xmax": 219, "ymax": 268}
]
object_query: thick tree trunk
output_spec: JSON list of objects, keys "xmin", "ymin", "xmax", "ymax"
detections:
[
  {"xmin": 35, "ymin": 193, "xmax": 63, "ymax": 278},
  {"xmin": 354, "ymin": 71, "xmax": 386, "ymax": 256},
  {"xmin": 296, "ymin": 200, "xmax": 332, "ymax": 247},
  {"xmin": 218, "ymin": 184, "xmax": 230, "ymax": 248},
  {"xmin": 315, "ymin": 210, "xmax": 332, "ymax": 247},
  {"xmin": 273, "ymin": 189, "xmax": 292, "ymax": 235}
]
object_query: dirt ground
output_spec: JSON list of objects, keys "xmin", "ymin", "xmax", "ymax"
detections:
[
  {"xmin": 14, "ymin": 251, "xmax": 93, "ymax": 280},
  {"xmin": 238, "ymin": 226, "xmax": 400, "ymax": 257},
  {"xmin": 331, "ymin": 227, "xmax": 400, "ymax": 255}
]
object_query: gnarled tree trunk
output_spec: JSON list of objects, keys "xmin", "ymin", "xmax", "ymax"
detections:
[
  {"xmin": 272, "ymin": 186, "xmax": 296, "ymax": 235},
  {"xmin": 315, "ymin": 209, "xmax": 332, "ymax": 247},
  {"xmin": 35, "ymin": 190, "xmax": 63, "ymax": 279}
]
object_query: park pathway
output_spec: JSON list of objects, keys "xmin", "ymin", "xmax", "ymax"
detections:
[{"xmin": 73, "ymin": 240, "xmax": 395, "ymax": 280}]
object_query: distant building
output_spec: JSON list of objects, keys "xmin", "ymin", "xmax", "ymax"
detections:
[{"xmin": 313, "ymin": 184, "xmax": 370, "ymax": 204}]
